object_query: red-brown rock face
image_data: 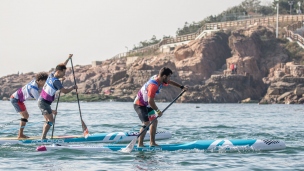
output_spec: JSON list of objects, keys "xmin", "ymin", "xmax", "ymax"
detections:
[
  {"xmin": 174, "ymin": 32, "xmax": 231, "ymax": 83},
  {"xmin": 1, "ymin": 25, "xmax": 303, "ymax": 103}
]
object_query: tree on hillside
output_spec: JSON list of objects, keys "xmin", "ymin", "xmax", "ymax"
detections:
[
  {"xmin": 241, "ymin": 0, "xmax": 261, "ymax": 13},
  {"xmin": 272, "ymin": 0, "xmax": 304, "ymax": 15},
  {"xmin": 132, "ymin": 35, "xmax": 161, "ymax": 50},
  {"xmin": 169, "ymin": 0, "xmax": 304, "ymax": 37},
  {"xmin": 176, "ymin": 0, "xmax": 279, "ymax": 36},
  {"xmin": 150, "ymin": 35, "xmax": 159, "ymax": 44},
  {"xmin": 272, "ymin": 0, "xmax": 291, "ymax": 14},
  {"xmin": 163, "ymin": 35, "xmax": 172, "ymax": 39},
  {"xmin": 176, "ymin": 21, "xmax": 203, "ymax": 36},
  {"xmin": 258, "ymin": 5, "xmax": 274, "ymax": 15}
]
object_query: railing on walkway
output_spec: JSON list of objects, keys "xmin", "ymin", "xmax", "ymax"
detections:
[
  {"xmin": 112, "ymin": 15, "xmax": 304, "ymax": 59},
  {"xmin": 205, "ymin": 15, "xmax": 304, "ymax": 29},
  {"xmin": 285, "ymin": 21, "xmax": 304, "ymax": 45}
]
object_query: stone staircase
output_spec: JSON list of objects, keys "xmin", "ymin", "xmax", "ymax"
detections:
[{"xmin": 285, "ymin": 21, "xmax": 304, "ymax": 48}]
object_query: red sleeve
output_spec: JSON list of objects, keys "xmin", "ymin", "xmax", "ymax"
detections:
[{"xmin": 147, "ymin": 84, "xmax": 158, "ymax": 98}]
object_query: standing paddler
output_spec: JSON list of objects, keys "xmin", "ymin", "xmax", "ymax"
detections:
[
  {"xmin": 38, "ymin": 54, "xmax": 77, "ymax": 139},
  {"xmin": 10, "ymin": 72, "xmax": 49, "ymax": 139},
  {"xmin": 133, "ymin": 67, "xmax": 188, "ymax": 147}
]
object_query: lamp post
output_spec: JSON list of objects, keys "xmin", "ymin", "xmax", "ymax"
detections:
[
  {"xmin": 222, "ymin": 12, "xmax": 226, "ymax": 22},
  {"xmin": 125, "ymin": 46, "xmax": 128, "ymax": 56},
  {"xmin": 276, "ymin": 0, "xmax": 279, "ymax": 38},
  {"xmin": 288, "ymin": 1, "xmax": 294, "ymax": 15}
]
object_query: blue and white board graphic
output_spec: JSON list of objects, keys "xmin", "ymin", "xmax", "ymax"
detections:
[
  {"xmin": 38, "ymin": 139, "xmax": 286, "ymax": 152},
  {"xmin": 0, "ymin": 131, "xmax": 171, "ymax": 145}
]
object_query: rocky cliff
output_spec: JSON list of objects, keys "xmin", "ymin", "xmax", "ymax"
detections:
[{"xmin": 1, "ymin": 25, "xmax": 304, "ymax": 104}]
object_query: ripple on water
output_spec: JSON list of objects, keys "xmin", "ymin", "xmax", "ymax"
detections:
[{"xmin": 0, "ymin": 102, "xmax": 303, "ymax": 170}]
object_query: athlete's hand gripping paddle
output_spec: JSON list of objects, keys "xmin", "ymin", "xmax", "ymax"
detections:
[{"xmin": 121, "ymin": 90, "xmax": 186, "ymax": 153}]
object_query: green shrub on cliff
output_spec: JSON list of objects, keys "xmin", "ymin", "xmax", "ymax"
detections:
[
  {"xmin": 176, "ymin": 0, "xmax": 303, "ymax": 36},
  {"xmin": 132, "ymin": 35, "xmax": 161, "ymax": 50},
  {"xmin": 284, "ymin": 41, "xmax": 304, "ymax": 64}
]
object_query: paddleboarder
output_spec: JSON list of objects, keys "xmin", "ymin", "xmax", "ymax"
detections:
[
  {"xmin": 10, "ymin": 72, "xmax": 48, "ymax": 139},
  {"xmin": 38, "ymin": 54, "xmax": 77, "ymax": 139},
  {"xmin": 133, "ymin": 67, "xmax": 188, "ymax": 147}
]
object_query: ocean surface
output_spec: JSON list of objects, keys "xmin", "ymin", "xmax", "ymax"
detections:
[{"xmin": 0, "ymin": 100, "xmax": 303, "ymax": 171}]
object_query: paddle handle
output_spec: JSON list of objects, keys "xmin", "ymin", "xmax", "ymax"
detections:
[
  {"xmin": 70, "ymin": 58, "xmax": 88, "ymax": 135},
  {"xmin": 70, "ymin": 58, "xmax": 83, "ymax": 119},
  {"xmin": 161, "ymin": 90, "xmax": 186, "ymax": 113},
  {"xmin": 136, "ymin": 90, "xmax": 186, "ymax": 138},
  {"xmin": 51, "ymin": 81, "xmax": 63, "ymax": 139}
]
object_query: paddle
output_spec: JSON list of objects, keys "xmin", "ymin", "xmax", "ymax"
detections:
[
  {"xmin": 70, "ymin": 58, "xmax": 89, "ymax": 138},
  {"xmin": 121, "ymin": 89, "xmax": 186, "ymax": 153},
  {"xmin": 51, "ymin": 81, "xmax": 63, "ymax": 139}
]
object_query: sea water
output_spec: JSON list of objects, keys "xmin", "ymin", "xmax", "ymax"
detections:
[{"xmin": 0, "ymin": 101, "xmax": 303, "ymax": 171}]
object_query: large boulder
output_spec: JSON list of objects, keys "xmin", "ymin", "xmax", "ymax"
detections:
[{"xmin": 174, "ymin": 32, "xmax": 231, "ymax": 83}]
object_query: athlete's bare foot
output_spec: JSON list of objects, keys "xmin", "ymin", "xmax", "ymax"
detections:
[
  {"xmin": 18, "ymin": 135, "xmax": 30, "ymax": 139},
  {"xmin": 138, "ymin": 144, "xmax": 145, "ymax": 147},
  {"xmin": 150, "ymin": 143, "xmax": 159, "ymax": 147}
]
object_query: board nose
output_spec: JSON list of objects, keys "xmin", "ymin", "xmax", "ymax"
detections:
[{"xmin": 36, "ymin": 145, "xmax": 47, "ymax": 151}]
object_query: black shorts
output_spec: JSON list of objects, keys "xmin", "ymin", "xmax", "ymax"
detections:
[
  {"xmin": 134, "ymin": 104, "xmax": 154, "ymax": 123},
  {"xmin": 38, "ymin": 100, "xmax": 52, "ymax": 115}
]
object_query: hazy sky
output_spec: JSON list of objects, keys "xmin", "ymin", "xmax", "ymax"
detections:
[{"xmin": 0, "ymin": 0, "xmax": 249, "ymax": 77}]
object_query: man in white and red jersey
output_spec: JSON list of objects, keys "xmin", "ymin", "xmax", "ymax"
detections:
[
  {"xmin": 10, "ymin": 72, "xmax": 48, "ymax": 139},
  {"xmin": 38, "ymin": 54, "xmax": 77, "ymax": 139},
  {"xmin": 134, "ymin": 67, "xmax": 188, "ymax": 147}
]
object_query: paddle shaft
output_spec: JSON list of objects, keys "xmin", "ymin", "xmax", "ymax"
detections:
[
  {"xmin": 70, "ymin": 58, "xmax": 85, "ymax": 128},
  {"xmin": 51, "ymin": 85, "xmax": 62, "ymax": 139},
  {"xmin": 136, "ymin": 90, "xmax": 186, "ymax": 138}
]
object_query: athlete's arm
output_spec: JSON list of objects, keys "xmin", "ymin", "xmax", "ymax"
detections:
[
  {"xmin": 168, "ymin": 80, "xmax": 182, "ymax": 88},
  {"xmin": 147, "ymin": 84, "xmax": 163, "ymax": 117},
  {"xmin": 59, "ymin": 86, "xmax": 77, "ymax": 94},
  {"xmin": 148, "ymin": 97, "xmax": 163, "ymax": 117},
  {"xmin": 53, "ymin": 80, "xmax": 77, "ymax": 94},
  {"xmin": 63, "ymin": 54, "xmax": 73, "ymax": 66},
  {"xmin": 168, "ymin": 80, "xmax": 188, "ymax": 91},
  {"xmin": 31, "ymin": 89, "xmax": 40, "ymax": 100},
  {"xmin": 148, "ymin": 97, "xmax": 158, "ymax": 111},
  {"xmin": 60, "ymin": 85, "xmax": 77, "ymax": 94}
]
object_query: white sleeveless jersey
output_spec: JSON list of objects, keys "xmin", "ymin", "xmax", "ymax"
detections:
[{"xmin": 11, "ymin": 79, "xmax": 39, "ymax": 102}]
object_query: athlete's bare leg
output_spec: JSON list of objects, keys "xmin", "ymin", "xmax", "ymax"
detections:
[
  {"xmin": 138, "ymin": 121, "xmax": 150, "ymax": 147},
  {"xmin": 41, "ymin": 113, "xmax": 54, "ymax": 139},
  {"xmin": 18, "ymin": 110, "xmax": 29, "ymax": 139},
  {"xmin": 150, "ymin": 119, "xmax": 158, "ymax": 146}
]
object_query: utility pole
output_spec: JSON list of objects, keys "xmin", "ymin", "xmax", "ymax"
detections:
[{"xmin": 276, "ymin": 0, "xmax": 279, "ymax": 38}]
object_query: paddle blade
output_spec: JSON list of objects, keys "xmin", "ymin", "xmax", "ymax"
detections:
[
  {"xmin": 83, "ymin": 128, "xmax": 89, "ymax": 138},
  {"xmin": 81, "ymin": 120, "xmax": 89, "ymax": 138},
  {"xmin": 121, "ymin": 138, "xmax": 137, "ymax": 153}
]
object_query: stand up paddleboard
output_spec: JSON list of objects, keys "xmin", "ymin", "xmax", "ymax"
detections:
[
  {"xmin": 0, "ymin": 131, "xmax": 171, "ymax": 145},
  {"xmin": 37, "ymin": 139, "xmax": 286, "ymax": 152}
]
